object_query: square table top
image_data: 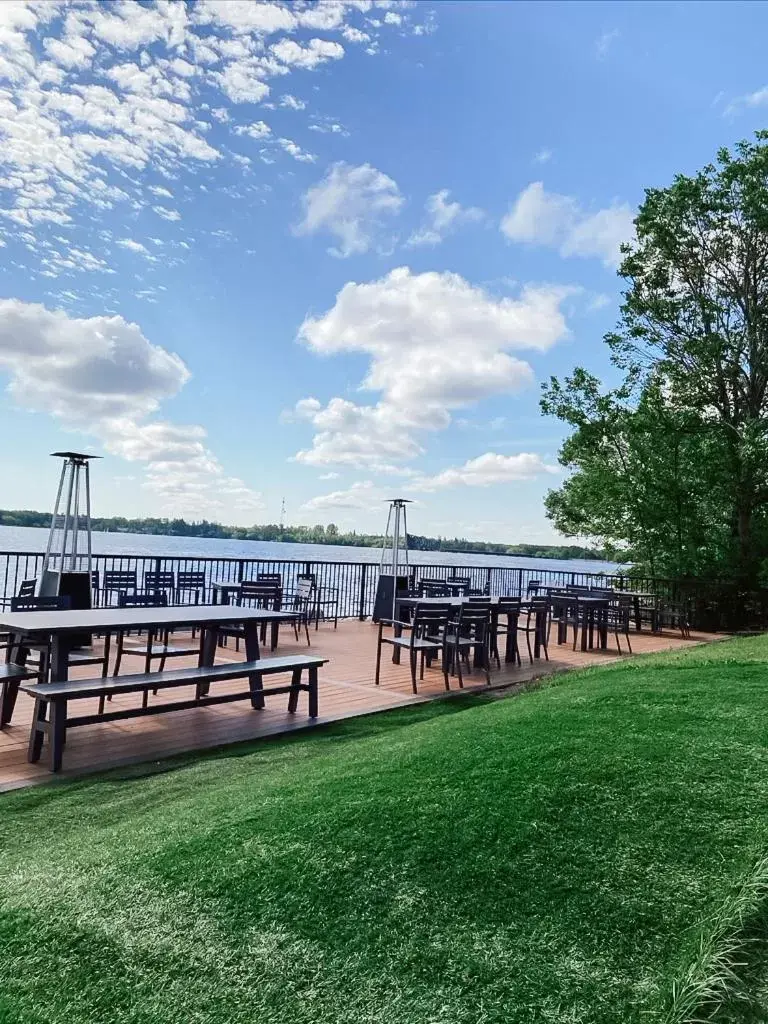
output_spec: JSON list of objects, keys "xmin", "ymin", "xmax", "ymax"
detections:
[{"xmin": 0, "ymin": 604, "xmax": 296, "ymax": 636}]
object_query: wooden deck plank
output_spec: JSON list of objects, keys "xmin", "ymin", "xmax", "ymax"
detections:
[{"xmin": 0, "ymin": 618, "xmax": 718, "ymax": 791}]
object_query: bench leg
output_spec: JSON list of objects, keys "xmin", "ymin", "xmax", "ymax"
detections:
[
  {"xmin": 1, "ymin": 677, "xmax": 20, "ymax": 728},
  {"xmin": 49, "ymin": 697, "xmax": 66, "ymax": 773},
  {"xmin": 27, "ymin": 698, "xmax": 47, "ymax": 762},
  {"xmin": 287, "ymin": 667, "xmax": 302, "ymax": 713},
  {"xmin": 308, "ymin": 665, "xmax": 318, "ymax": 718}
]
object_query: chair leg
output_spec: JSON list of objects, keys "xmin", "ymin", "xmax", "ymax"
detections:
[
  {"xmin": 374, "ymin": 624, "xmax": 383, "ymax": 686},
  {"xmin": 409, "ymin": 648, "xmax": 418, "ymax": 694},
  {"xmin": 455, "ymin": 641, "xmax": 464, "ymax": 688},
  {"xmin": 526, "ymin": 630, "xmax": 533, "ymax": 664}
]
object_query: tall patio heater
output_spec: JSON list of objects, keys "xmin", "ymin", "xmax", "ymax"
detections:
[
  {"xmin": 39, "ymin": 452, "xmax": 100, "ymax": 644},
  {"xmin": 372, "ymin": 498, "xmax": 412, "ymax": 622}
]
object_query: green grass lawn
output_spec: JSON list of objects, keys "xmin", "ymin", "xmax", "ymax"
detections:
[{"xmin": 3, "ymin": 636, "xmax": 768, "ymax": 1024}]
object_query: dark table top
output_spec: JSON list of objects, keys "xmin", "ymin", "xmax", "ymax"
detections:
[{"xmin": 0, "ymin": 605, "xmax": 296, "ymax": 636}]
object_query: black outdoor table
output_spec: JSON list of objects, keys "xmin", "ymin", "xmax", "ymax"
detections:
[
  {"xmin": 393, "ymin": 595, "xmax": 545, "ymax": 664},
  {"xmin": 550, "ymin": 593, "xmax": 610, "ymax": 651},
  {"xmin": 0, "ymin": 604, "xmax": 296, "ymax": 727}
]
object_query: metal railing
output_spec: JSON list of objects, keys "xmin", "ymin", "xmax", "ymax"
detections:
[{"xmin": 0, "ymin": 548, "xmax": 690, "ymax": 618}]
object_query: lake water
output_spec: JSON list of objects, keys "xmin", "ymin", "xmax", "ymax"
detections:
[{"xmin": 0, "ymin": 524, "xmax": 620, "ymax": 577}]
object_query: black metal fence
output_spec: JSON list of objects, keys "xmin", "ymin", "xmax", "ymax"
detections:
[
  {"xmin": 0, "ymin": 548, "xmax": 681, "ymax": 615},
  {"xmin": 1, "ymin": 548, "xmax": 763, "ymax": 630}
]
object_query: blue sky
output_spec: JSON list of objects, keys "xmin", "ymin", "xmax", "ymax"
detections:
[{"xmin": 0, "ymin": 0, "xmax": 766, "ymax": 543}]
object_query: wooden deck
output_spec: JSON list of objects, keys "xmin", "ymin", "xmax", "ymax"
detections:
[{"xmin": 0, "ymin": 619, "xmax": 719, "ymax": 791}]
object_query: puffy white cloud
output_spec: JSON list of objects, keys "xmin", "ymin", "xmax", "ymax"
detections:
[
  {"xmin": 278, "ymin": 137, "xmax": 316, "ymax": 163},
  {"xmin": 116, "ymin": 237, "xmax": 155, "ymax": 259},
  {"xmin": 0, "ymin": 299, "xmax": 262, "ymax": 519},
  {"xmin": 413, "ymin": 452, "xmax": 559, "ymax": 491},
  {"xmin": 270, "ymin": 38, "xmax": 345, "ymax": 69},
  {"xmin": 724, "ymin": 86, "xmax": 768, "ymax": 117},
  {"xmin": 292, "ymin": 267, "xmax": 573, "ymax": 470},
  {"xmin": 302, "ymin": 480, "xmax": 379, "ymax": 511},
  {"xmin": 280, "ymin": 93, "xmax": 306, "ymax": 110},
  {"xmin": 296, "ymin": 162, "xmax": 404, "ymax": 257},
  {"xmin": 500, "ymin": 181, "xmax": 634, "ymax": 268},
  {"xmin": 406, "ymin": 189, "xmax": 483, "ymax": 247},
  {"xmin": 234, "ymin": 120, "xmax": 272, "ymax": 140}
]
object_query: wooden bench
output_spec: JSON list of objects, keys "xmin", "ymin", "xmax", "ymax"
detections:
[{"xmin": 19, "ymin": 655, "xmax": 327, "ymax": 772}]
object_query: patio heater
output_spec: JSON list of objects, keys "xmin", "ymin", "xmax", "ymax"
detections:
[
  {"xmin": 373, "ymin": 498, "xmax": 412, "ymax": 623},
  {"xmin": 39, "ymin": 452, "xmax": 100, "ymax": 644}
]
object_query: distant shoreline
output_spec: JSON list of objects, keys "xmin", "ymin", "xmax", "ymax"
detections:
[{"xmin": 0, "ymin": 512, "xmax": 615, "ymax": 564}]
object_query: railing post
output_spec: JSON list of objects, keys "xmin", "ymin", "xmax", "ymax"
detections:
[
  {"xmin": 358, "ymin": 563, "xmax": 368, "ymax": 620},
  {"xmin": 518, "ymin": 568, "xmax": 523, "ymax": 597},
  {"xmin": 237, "ymin": 559, "xmax": 245, "ymax": 583}
]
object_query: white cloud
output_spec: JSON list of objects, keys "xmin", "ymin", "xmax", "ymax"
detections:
[
  {"xmin": 302, "ymin": 480, "xmax": 379, "ymax": 511},
  {"xmin": 270, "ymin": 38, "xmax": 345, "ymax": 69},
  {"xmin": 278, "ymin": 137, "xmax": 316, "ymax": 163},
  {"xmin": 295, "ymin": 161, "xmax": 404, "ymax": 257},
  {"xmin": 533, "ymin": 148, "xmax": 552, "ymax": 164},
  {"xmin": 234, "ymin": 120, "xmax": 272, "ymax": 140},
  {"xmin": 116, "ymin": 237, "xmax": 154, "ymax": 259},
  {"xmin": 280, "ymin": 93, "xmax": 306, "ymax": 110},
  {"xmin": 500, "ymin": 181, "xmax": 634, "ymax": 268},
  {"xmin": 292, "ymin": 267, "xmax": 573, "ymax": 470},
  {"xmin": 406, "ymin": 189, "xmax": 483, "ymax": 247},
  {"xmin": 0, "ymin": 298, "xmax": 262, "ymax": 519},
  {"xmin": 413, "ymin": 452, "xmax": 559, "ymax": 491},
  {"xmin": 724, "ymin": 86, "xmax": 768, "ymax": 117},
  {"xmin": 152, "ymin": 205, "xmax": 182, "ymax": 221}
]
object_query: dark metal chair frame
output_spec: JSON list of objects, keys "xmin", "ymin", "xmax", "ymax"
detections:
[
  {"xmin": 375, "ymin": 603, "xmax": 452, "ymax": 693},
  {"xmin": 518, "ymin": 597, "xmax": 550, "ymax": 663}
]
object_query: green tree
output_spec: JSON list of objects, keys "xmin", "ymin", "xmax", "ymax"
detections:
[{"xmin": 543, "ymin": 134, "xmax": 768, "ymax": 584}]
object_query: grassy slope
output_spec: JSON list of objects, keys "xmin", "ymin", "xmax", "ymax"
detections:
[{"xmin": 3, "ymin": 638, "xmax": 768, "ymax": 1023}]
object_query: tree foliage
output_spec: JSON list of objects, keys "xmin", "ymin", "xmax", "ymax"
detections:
[{"xmin": 543, "ymin": 134, "xmax": 768, "ymax": 584}]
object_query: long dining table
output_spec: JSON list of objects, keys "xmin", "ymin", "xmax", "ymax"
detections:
[{"xmin": 0, "ymin": 603, "xmax": 297, "ymax": 727}]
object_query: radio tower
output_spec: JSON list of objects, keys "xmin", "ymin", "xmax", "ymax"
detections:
[{"xmin": 279, "ymin": 496, "xmax": 286, "ymax": 532}]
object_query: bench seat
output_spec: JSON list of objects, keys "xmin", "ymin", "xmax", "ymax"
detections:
[{"xmin": 20, "ymin": 655, "xmax": 327, "ymax": 772}]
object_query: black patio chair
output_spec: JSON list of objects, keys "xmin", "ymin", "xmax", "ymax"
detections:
[
  {"xmin": 176, "ymin": 570, "xmax": 207, "ymax": 605},
  {"xmin": 440, "ymin": 603, "xmax": 493, "ymax": 687},
  {"xmin": 143, "ymin": 570, "xmax": 176, "ymax": 602},
  {"xmin": 375, "ymin": 602, "xmax": 452, "ymax": 694},
  {"xmin": 8, "ymin": 594, "xmax": 110, "ymax": 678},
  {"xmin": 102, "ymin": 570, "xmax": 137, "ymax": 606},
  {"xmin": 526, "ymin": 579, "xmax": 542, "ymax": 597},
  {"xmin": 606, "ymin": 593, "xmax": 633, "ymax": 653},
  {"xmin": 518, "ymin": 597, "xmax": 549, "ymax": 663},
  {"xmin": 490, "ymin": 597, "xmax": 521, "ymax": 667},
  {"xmin": 105, "ymin": 593, "xmax": 200, "ymax": 713}
]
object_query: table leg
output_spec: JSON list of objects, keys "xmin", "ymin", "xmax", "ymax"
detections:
[
  {"xmin": 392, "ymin": 603, "xmax": 403, "ymax": 664},
  {"xmin": 270, "ymin": 599, "xmax": 280, "ymax": 651},
  {"xmin": 197, "ymin": 626, "xmax": 219, "ymax": 698},
  {"xmin": 244, "ymin": 620, "xmax": 264, "ymax": 709}
]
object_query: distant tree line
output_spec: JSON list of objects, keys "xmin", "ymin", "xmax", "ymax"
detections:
[{"xmin": 0, "ymin": 509, "xmax": 611, "ymax": 562}]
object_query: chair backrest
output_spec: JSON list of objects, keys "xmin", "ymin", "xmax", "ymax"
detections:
[
  {"xmin": 297, "ymin": 572, "xmax": 316, "ymax": 585},
  {"xmin": 296, "ymin": 578, "xmax": 314, "ymax": 599},
  {"xmin": 177, "ymin": 571, "xmax": 206, "ymax": 589},
  {"xmin": 526, "ymin": 579, "xmax": 542, "ymax": 595},
  {"xmin": 117, "ymin": 592, "xmax": 168, "ymax": 608},
  {"xmin": 104, "ymin": 570, "xmax": 137, "ymax": 591},
  {"xmin": 467, "ymin": 596, "xmax": 492, "ymax": 605},
  {"xmin": 525, "ymin": 595, "xmax": 550, "ymax": 625},
  {"xmin": 456, "ymin": 602, "xmax": 492, "ymax": 638},
  {"xmin": 144, "ymin": 571, "xmax": 175, "ymax": 590},
  {"xmin": 17, "ymin": 578, "xmax": 37, "ymax": 599},
  {"xmin": 591, "ymin": 587, "xmax": 614, "ymax": 598},
  {"xmin": 257, "ymin": 573, "xmax": 282, "ymax": 585},
  {"xmin": 11, "ymin": 595, "xmax": 72, "ymax": 612},
  {"xmin": 240, "ymin": 581, "xmax": 280, "ymax": 605},
  {"xmin": 412, "ymin": 603, "xmax": 452, "ymax": 637},
  {"xmin": 566, "ymin": 584, "xmax": 590, "ymax": 595},
  {"xmin": 446, "ymin": 576, "xmax": 471, "ymax": 586},
  {"xmin": 497, "ymin": 596, "xmax": 521, "ymax": 616},
  {"xmin": 423, "ymin": 582, "xmax": 450, "ymax": 598}
]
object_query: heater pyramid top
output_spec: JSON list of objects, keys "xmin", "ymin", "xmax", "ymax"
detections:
[{"xmin": 50, "ymin": 452, "xmax": 102, "ymax": 462}]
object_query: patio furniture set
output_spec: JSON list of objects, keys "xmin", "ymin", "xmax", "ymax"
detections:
[
  {"xmin": 0, "ymin": 570, "xmax": 334, "ymax": 772},
  {"xmin": 375, "ymin": 579, "xmax": 681, "ymax": 694}
]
